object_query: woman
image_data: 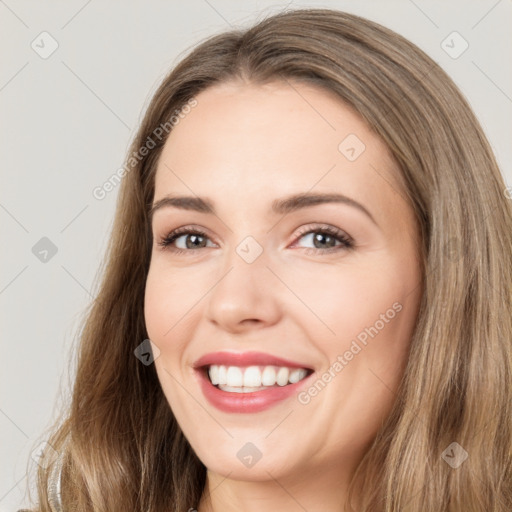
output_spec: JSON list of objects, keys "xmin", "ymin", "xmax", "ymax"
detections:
[{"xmin": 23, "ymin": 8, "xmax": 512, "ymax": 512}]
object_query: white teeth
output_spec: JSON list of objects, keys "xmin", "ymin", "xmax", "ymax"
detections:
[
  {"xmin": 226, "ymin": 366, "xmax": 243, "ymax": 386},
  {"xmin": 217, "ymin": 385, "xmax": 270, "ymax": 393},
  {"xmin": 207, "ymin": 365, "xmax": 309, "ymax": 388},
  {"xmin": 262, "ymin": 366, "xmax": 276, "ymax": 386},
  {"xmin": 209, "ymin": 365, "xmax": 220, "ymax": 385},
  {"xmin": 289, "ymin": 368, "xmax": 306, "ymax": 384},
  {"xmin": 276, "ymin": 367, "xmax": 289, "ymax": 386},
  {"xmin": 243, "ymin": 366, "xmax": 262, "ymax": 387},
  {"xmin": 218, "ymin": 365, "xmax": 227, "ymax": 385}
]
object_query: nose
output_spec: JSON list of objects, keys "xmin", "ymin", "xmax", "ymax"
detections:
[{"xmin": 204, "ymin": 247, "xmax": 283, "ymax": 334}]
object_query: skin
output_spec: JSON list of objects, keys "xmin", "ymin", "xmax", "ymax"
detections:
[{"xmin": 144, "ymin": 80, "xmax": 423, "ymax": 512}]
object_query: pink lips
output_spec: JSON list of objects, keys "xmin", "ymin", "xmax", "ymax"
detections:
[
  {"xmin": 192, "ymin": 350, "xmax": 315, "ymax": 414},
  {"xmin": 193, "ymin": 350, "xmax": 313, "ymax": 370}
]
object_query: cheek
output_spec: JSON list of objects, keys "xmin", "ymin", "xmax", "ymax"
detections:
[
  {"xmin": 143, "ymin": 260, "xmax": 216, "ymax": 380},
  {"xmin": 286, "ymin": 261, "xmax": 403, "ymax": 334},
  {"xmin": 144, "ymin": 264, "xmax": 186, "ymax": 351},
  {"xmin": 286, "ymin": 255, "xmax": 420, "ymax": 369},
  {"xmin": 144, "ymin": 261, "xmax": 200, "ymax": 337},
  {"xmin": 144, "ymin": 269, "xmax": 168, "ymax": 341}
]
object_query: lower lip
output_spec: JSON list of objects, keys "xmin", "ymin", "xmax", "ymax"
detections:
[{"xmin": 195, "ymin": 368, "xmax": 314, "ymax": 413}]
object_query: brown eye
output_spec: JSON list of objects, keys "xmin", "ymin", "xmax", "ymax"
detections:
[
  {"xmin": 157, "ymin": 224, "xmax": 354, "ymax": 255},
  {"xmin": 157, "ymin": 228, "xmax": 215, "ymax": 253},
  {"xmin": 293, "ymin": 225, "xmax": 354, "ymax": 253},
  {"xmin": 179, "ymin": 233, "xmax": 208, "ymax": 249}
]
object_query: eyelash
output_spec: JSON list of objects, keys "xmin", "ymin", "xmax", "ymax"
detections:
[{"xmin": 156, "ymin": 224, "xmax": 354, "ymax": 256}]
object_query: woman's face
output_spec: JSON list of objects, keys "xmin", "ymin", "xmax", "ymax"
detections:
[{"xmin": 144, "ymin": 80, "xmax": 423, "ymax": 486}]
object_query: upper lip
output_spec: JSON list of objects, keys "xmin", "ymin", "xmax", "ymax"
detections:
[{"xmin": 193, "ymin": 351, "xmax": 313, "ymax": 370}]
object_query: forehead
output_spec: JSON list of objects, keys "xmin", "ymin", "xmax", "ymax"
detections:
[{"xmin": 153, "ymin": 80, "xmax": 404, "ymax": 219}]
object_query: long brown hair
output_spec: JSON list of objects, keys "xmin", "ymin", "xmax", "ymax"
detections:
[{"xmin": 25, "ymin": 8, "xmax": 512, "ymax": 511}]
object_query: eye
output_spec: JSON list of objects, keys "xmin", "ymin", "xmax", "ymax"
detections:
[
  {"xmin": 291, "ymin": 224, "xmax": 354, "ymax": 254},
  {"xmin": 156, "ymin": 224, "xmax": 354, "ymax": 255},
  {"xmin": 157, "ymin": 226, "xmax": 216, "ymax": 254}
]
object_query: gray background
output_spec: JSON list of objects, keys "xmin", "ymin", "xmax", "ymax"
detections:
[{"xmin": 1, "ymin": 1, "xmax": 511, "ymax": 509}]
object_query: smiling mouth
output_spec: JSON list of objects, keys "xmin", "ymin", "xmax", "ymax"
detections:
[{"xmin": 200, "ymin": 364, "xmax": 314, "ymax": 393}]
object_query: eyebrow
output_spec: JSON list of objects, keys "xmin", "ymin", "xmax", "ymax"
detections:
[{"xmin": 150, "ymin": 192, "xmax": 378, "ymax": 227}]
